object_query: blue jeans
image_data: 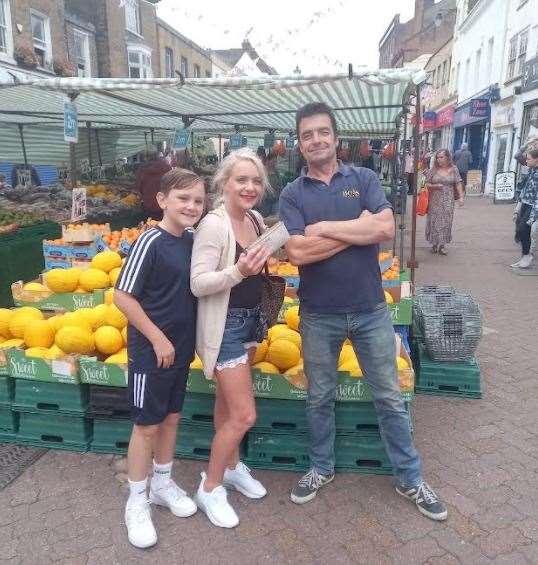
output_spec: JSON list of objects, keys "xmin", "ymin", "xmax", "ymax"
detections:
[{"xmin": 300, "ymin": 303, "xmax": 422, "ymax": 487}]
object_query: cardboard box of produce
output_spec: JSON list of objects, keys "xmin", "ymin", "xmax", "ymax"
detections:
[
  {"xmin": 11, "ymin": 280, "xmax": 105, "ymax": 311},
  {"xmin": 6, "ymin": 348, "xmax": 80, "ymax": 384},
  {"xmin": 79, "ymin": 357, "xmax": 127, "ymax": 387}
]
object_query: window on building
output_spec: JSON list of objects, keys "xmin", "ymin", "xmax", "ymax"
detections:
[
  {"xmin": 507, "ymin": 35, "xmax": 518, "ymax": 80},
  {"xmin": 73, "ymin": 29, "xmax": 91, "ymax": 77},
  {"xmin": 454, "ymin": 62, "xmax": 460, "ymax": 95},
  {"xmin": 517, "ymin": 30, "xmax": 528, "ymax": 76},
  {"xmin": 31, "ymin": 11, "xmax": 51, "ymax": 68},
  {"xmin": 193, "ymin": 64, "xmax": 200, "ymax": 78},
  {"xmin": 165, "ymin": 47, "xmax": 174, "ymax": 78},
  {"xmin": 205, "ymin": 70, "xmax": 211, "ymax": 78},
  {"xmin": 431, "ymin": 69, "xmax": 436, "ymax": 88},
  {"xmin": 464, "ymin": 58, "xmax": 470, "ymax": 94},
  {"xmin": 442, "ymin": 61, "xmax": 447, "ymax": 85},
  {"xmin": 0, "ymin": 0, "xmax": 13, "ymax": 57},
  {"xmin": 437, "ymin": 64, "xmax": 442, "ymax": 87},
  {"xmin": 128, "ymin": 48, "xmax": 152, "ymax": 78},
  {"xmin": 125, "ymin": 0, "xmax": 141, "ymax": 35},
  {"xmin": 475, "ymin": 49, "xmax": 481, "ymax": 89},
  {"xmin": 467, "ymin": 0, "xmax": 480, "ymax": 14},
  {"xmin": 180, "ymin": 56, "xmax": 188, "ymax": 77},
  {"xmin": 487, "ymin": 37, "xmax": 494, "ymax": 77}
]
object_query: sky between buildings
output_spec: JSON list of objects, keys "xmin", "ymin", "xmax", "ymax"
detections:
[{"xmin": 156, "ymin": 0, "xmax": 416, "ymax": 75}]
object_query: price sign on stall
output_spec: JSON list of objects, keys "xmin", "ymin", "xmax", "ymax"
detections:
[
  {"xmin": 173, "ymin": 128, "xmax": 191, "ymax": 150},
  {"xmin": 64, "ymin": 101, "xmax": 78, "ymax": 143},
  {"xmin": 286, "ymin": 135, "xmax": 295, "ymax": 149},
  {"xmin": 229, "ymin": 133, "xmax": 243, "ymax": 150},
  {"xmin": 71, "ymin": 187, "xmax": 87, "ymax": 221},
  {"xmin": 494, "ymin": 171, "xmax": 516, "ymax": 203}
]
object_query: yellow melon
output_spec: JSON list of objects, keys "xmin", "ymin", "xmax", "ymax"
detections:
[
  {"xmin": 105, "ymin": 304, "xmax": 128, "ymax": 329},
  {"xmin": 94, "ymin": 325, "xmax": 123, "ymax": 355},
  {"xmin": 253, "ymin": 361, "xmax": 280, "ymax": 374},
  {"xmin": 25, "ymin": 346, "xmax": 50, "ymax": 359},
  {"xmin": 104, "ymin": 288, "xmax": 114, "ymax": 305},
  {"xmin": 338, "ymin": 344, "xmax": 357, "ymax": 368},
  {"xmin": 74, "ymin": 308, "xmax": 95, "ymax": 328},
  {"xmin": 23, "ymin": 320, "xmax": 55, "ymax": 348},
  {"xmin": 9, "ymin": 310, "xmax": 44, "ymax": 338},
  {"xmin": 0, "ymin": 338, "xmax": 24, "ymax": 350},
  {"xmin": 265, "ymin": 339, "xmax": 301, "ymax": 371},
  {"xmin": 283, "ymin": 296, "xmax": 295, "ymax": 304},
  {"xmin": 15, "ymin": 306, "xmax": 43, "ymax": 317},
  {"xmin": 252, "ymin": 340, "xmax": 268, "ymax": 364},
  {"xmin": 23, "ymin": 281, "xmax": 49, "ymax": 292},
  {"xmin": 267, "ymin": 324, "xmax": 289, "ymax": 342},
  {"xmin": 78, "ymin": 268, "xmax": 110, "ymax": 292},
  {"xmin": 384, "ymin": 291, "xmax": 394, "ymax": 304},
  {"xmin": 190, "ymin": 355, "xmax": 203, "ymax": 369},
  {"xmin": 273, "ymin": 328, "xmax": 301, "ymax": 350},
  {"xmin": 55, "ymin": 326, "xmax": 95, "ymax": 355},
  {"xmin": 121, "ymin": 326, "xmax": 127, "ymax": 346},
  {"xmin": 0, "ymin": 308, "xmax": 14, "ymax": 338},
  {"xmin": 46, "ymin": 344, "xmax": 64, "ymax": 359},
  {"xmin": 284, "ymin": 362, "xmax": 304, "ymax": 377},
  {"xmin": 44, "ymin": 268, "xmax": 80, "ymax": 293},
  {"xmin": 284, "ymin": 305, "xmax": 300, "ymax": 331},
  {"xmin": 396, "ymin": 356, "xmax": 409, "ymax": 370},
  {"xmin": 89, "ymin": 304, "xmax": 109, "ymax": 329},
  {"xmin": 74, "ymin": 287, "xmax": 87, "ymax": 294},
  {"xmin": 339, "ymin": 359, "xmax": 363, "ymax": 377},
  {"xmin": 54, "ymin": 311, "xmax": 92, "ymax": 331},
  {"xmin": 47, "ymin": 314, "xmax": 62, "ymax": 331},
  {"xmin": 91, "ymin": 250, "xmax": 122, "ymax": 273},
  {"xmin": 108, "ymin": 267, "xmax": 121, "ymax": 286},
  {"xmin": 105, "ymin": 348, "xmax": 128, "ymax": 364}
]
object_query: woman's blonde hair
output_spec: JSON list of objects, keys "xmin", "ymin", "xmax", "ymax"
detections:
[
  {"xmin": 432, "ymin": 149, "xmax": 454, "ymax": 171},
  {"xmin": 211, "ymin": 148, "xmax": 271, "ymax": 206}
]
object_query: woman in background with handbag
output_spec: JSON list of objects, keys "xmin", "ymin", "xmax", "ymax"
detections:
[
  {"xmin": 423, "ymin": 149, "xmax": 464, "ymax": 256},
  {"xmin": 190, "ymin": 149, "xmax": 272, "ymax": 529}
]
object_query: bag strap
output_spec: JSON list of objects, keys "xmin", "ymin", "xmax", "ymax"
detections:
[{"xmin": 246, "ymin": 210, "xmax": 269, "ymax": 276}]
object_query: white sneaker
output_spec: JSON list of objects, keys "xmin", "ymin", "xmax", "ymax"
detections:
[
  {"xmin": 223, "ymin": 461, "xmax": 267, "ymax": 499},
  {"xmin": 149, "ymin": 479, "xmax": 197, "ymax": 518},
  {"xmin": 510, "ymin": 258, "xmax": 523, "ymax": 268},
  {"xmin": 194, "ymin": 472, "xmax": 239, "ymax": 528},
  {"xmin": 518, "ymin": 254, "xmax": 534, "ymax": 268},
  {"xmin": 125, "ymin": 500, "xmax": 157, "ymax": 549}
]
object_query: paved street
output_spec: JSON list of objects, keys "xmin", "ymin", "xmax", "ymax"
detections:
[{"xmin": 1, "ymin": 196, "xmax": 537, "ymax": 565}]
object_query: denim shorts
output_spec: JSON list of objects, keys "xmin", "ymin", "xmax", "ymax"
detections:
[{"xmin": 216, "ymin": 306, "xmax": 261, "ymax": 371}]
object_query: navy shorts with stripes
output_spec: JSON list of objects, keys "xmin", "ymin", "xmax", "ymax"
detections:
[{"xmin": 128, "ymin": 364, "xmax": 189, "ymax": 426}]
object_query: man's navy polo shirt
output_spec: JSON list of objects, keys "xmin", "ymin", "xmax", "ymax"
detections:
[{"xmin": 279, "ymin": 163, "xmax": 392, "ymax": 314}]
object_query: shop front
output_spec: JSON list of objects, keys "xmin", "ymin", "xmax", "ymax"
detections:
[{"xmin": 487, "ymin": 97, "xmax": 516, "ymax": 194}]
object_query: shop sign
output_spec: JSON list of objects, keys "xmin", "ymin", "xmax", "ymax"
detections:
[
  {"xmin": 229, "ymin": 133, "xmax": 243, "ymax": 150},
  {"xmin": 454, "ymin": 100, "xmax": 490, "ymax": 128},
  {"xmin": 436, "ymin": 105, "xmax": 454, "ymax": 128},
  {"xmin": 492, "ymin": 102, "xmax": 515, "ymax": 128},
  {"xmin": 423, "ymin": 111, "xmax": 436, "ymax": 130},
  {"xmin": 470, "ymin": 98, "xmax": 490, "ymax": 118},
  {"xmin": 494, "ymin": 171, "xmax": 516, "ymax": 203},
  {"xmin": 173, "ymin": 128, "xmax": 191, "ymax": 150},
  {"xmin": 63, "ymin": 101, "xmax": 78, "ymax": 143},
  {"xmin": 522, "ymin": 56, "xmax": 538, "ymax": 94}
]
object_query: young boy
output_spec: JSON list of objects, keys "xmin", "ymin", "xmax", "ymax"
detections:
[{"xmin": 114, "ymin": 168, "xmax": 205, "ymax": 548}]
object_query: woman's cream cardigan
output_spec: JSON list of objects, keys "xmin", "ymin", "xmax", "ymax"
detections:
[{"xmin": 190, "ymin": 205, "xmax": 264, "ymax": 379}]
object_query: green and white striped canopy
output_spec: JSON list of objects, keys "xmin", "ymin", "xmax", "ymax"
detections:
[{"xmin": 0, "ymin": 70, "xmax": 425, "ymax": 163}]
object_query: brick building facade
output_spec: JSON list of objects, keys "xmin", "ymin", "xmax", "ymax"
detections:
[{"xmin": 379, "ymin": 0, "xmax": 457, "ymax": 69}]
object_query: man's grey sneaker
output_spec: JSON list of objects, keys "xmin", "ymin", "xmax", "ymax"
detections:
[
  {"xmin": 290, "ymin": 469, "xmax": 334, "ymax": 504},
  {"xmin": 396, "ymin": 482, "xmax": 448, "ymax": 521}
]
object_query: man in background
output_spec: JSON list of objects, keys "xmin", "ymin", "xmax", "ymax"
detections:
[{"xmin": 454, "ymin": 143, "xmax": 473, "ymax": 191}]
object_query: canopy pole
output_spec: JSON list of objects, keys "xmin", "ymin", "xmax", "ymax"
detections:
[
  {"xmin": 86, "ymin": 121, "xmax": 93, "ymax": 173},
  {"xmin": 218, "ymin": 134, "xmax": 222, "ymax": 161},
  {"xmin": 144, "ymin": 132, "xmax": 148, "ymax": 152},
  {"xmin": 408, "ymin": 87, "xmax": 421, "ymax": 283},
  {"xmin": 399, "ymin": 113, "xmax": 408, "ymax": 267},
  {"xmin": 150, "ymin": 128, "xmax": 155, "ymax": 145},
  {"xmin": 391, "ymin": 133, "xmax": 399, "ymax": 256},
  {"xmin": 17, "ymin": 124, "xmax": 28, "ymax": 168},
  {"xmin": 95, "ymin": 129, "xmax": 102, "ymax": 166},
  {"xmin": 68, "ymin": 93, "xmax": 78, "ymax": 189}
]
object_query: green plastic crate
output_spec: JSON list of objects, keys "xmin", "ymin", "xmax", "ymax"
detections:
[
  {"xmin": 415, "ymin": 345, "xmax": 481, "ymax": 398},
  {"xmin": 181, "ymin": 393, "xmax": 215, "ymax": 426},
  {"xmin": 0, "ymin": 406, "xmax": 18, "ymax": 434},
  {"xmin": 0, "ymin": 376, "xmax": 14, "ymax": 407},
  {"xmin": 91, "ymin": 417, "xmax": 132, "ymax": 454},
  {"xmin": 175, "ymin": 423, "xmax": 218, "ymax": 460},
  {"xmin": 254, "ymin": 397, "xmax": 308, "ymax": 432},
  {"xmin": 13, "ymin": 380, "xmax": 89, "ymax": 415},
  {"xmin": 16, "ymin": 411, "xmax": 91, "ymax": 451}
]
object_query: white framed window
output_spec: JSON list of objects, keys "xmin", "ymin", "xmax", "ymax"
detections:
[
  {"xmin": 517, "ymin": 29, "xmax": 528, "ymax": 76},
  {"xmin": 0, "ymin": 0, "xmax": 14, "ymax": 58},
  {"xmin": 165, "ymin": 47, "xmax": 174, "ymax": 77},
  {"xmin": 205, "ymin": 70, "xmax": 211, "ymax": 78},
  {"xmin": 180, "ymin": 56, "xmax": 188, "ymax": 77},
  {"xmin": 486, "ymin": 37, "xmax": 494, "ymax": 77},
  {"xmin": 73, "ymin": 29, "xmax": 91, "ymax": 77},
  {"xmin": 193, "ymin": 64, "xmax": 200, "ymax": 78},
  {"xmin": 475, "ymin": 49, "xmax": 481, "ymax": 89},
  {"xmin": 125, "ymin": 0, "xmax": 141, "ymax": 35},
  {"xmin": 31, "ymin": 10, "xmax": 52, "ymax": 68},
  {"xmin": 507, "ymin": 35, "xmax": 517, "ymax": 80},
  {"xmin": 128, "ymin": 46, "xmax": 152, "ymax": 78}
]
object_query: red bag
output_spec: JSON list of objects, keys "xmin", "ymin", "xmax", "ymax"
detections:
[{"xmin": 416, "ymin": 189, "xmax": 429, "ymax": 216}]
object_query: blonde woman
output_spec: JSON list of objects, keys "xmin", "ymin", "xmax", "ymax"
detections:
[{"xmin": 190, "ymin": 149, "xmax": 271, "ymax": 528}]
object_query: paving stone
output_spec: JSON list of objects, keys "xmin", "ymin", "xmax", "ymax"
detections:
[{"xmin": 475, "ymin": 526, "xmax": 531, "ymax": 559}]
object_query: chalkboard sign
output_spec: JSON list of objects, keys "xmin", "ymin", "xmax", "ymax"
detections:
[{"xmin": 494, "ymin": 171, "xmax": 516, "ymax": 203}]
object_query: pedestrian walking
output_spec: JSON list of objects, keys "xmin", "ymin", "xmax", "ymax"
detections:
[
  {"xmin": 114, "ymin": 169, "xmax": 206, "ymax": 549},
  {"xmin": 424, "ymin": 149, "xmax": 465, "ymax": 255},
  {"xmin": 405, "ymin": 148, "xmax": 415, "ymax": 195},
  {"xmin": 278, "ymin": 102, "xmax": 447, "ymax": 521},
  {"xmin": 511, "ymin": 147, "xmax": 538, "ymax": 269},
  {"xmin": 190, "ymin": 149, "xmax": 271, "ymax": 529},
  {"xmin": 453, "ymin": 142, "xmax": 473, "ymax": 190}
]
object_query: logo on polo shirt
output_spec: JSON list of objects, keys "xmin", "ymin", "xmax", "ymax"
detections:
[{"xmin": 342, "ymin": 188, "xmax": 360, "ymax": 198}]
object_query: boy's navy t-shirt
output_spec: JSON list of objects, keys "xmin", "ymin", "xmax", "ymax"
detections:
[
  {"xmin": 115, "ymin": 226, "xmax": 196, "ymax": 369},
  {"xmin": 279, "ymin": 164, "xmax": 392, "ymax": 314}
]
